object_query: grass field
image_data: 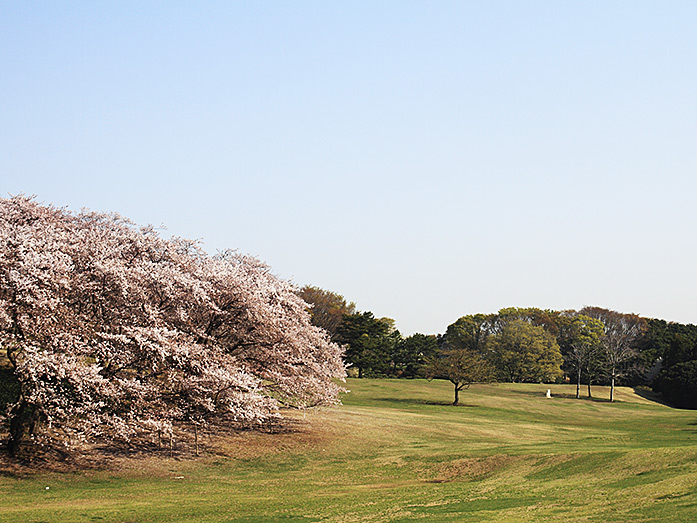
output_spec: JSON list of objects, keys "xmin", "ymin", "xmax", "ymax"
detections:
[{"xmin": 3, "ymin": 378, "xmax": 697, "ymax": 522}]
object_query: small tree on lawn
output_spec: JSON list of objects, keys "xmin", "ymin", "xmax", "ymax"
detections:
[
  {"xmin": 427, "ymin": 314, "xmax": 494, "ymax": 405},
  {"xmin": 426, "ymin": 345, "xmax": 492, "ymax": 406}
]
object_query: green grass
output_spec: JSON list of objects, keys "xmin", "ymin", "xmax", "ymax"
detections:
[{"xmin": 3, "ymin": 379, "xmax": 697, "ymax": 522}]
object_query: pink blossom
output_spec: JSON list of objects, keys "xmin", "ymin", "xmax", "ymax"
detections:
[{"xmin": 1, "ymin": 196, "xmax": 345, "ymax": 453}]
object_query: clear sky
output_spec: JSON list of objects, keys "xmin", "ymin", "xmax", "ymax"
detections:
[{"xmin": 2, "ymin": 1, "xmax": 696, "ymax": 334}]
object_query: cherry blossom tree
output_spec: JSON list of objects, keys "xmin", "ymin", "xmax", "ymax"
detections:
[{"xmin": 0, "ymin": 196, "xmax": 345, "ymax": 456}]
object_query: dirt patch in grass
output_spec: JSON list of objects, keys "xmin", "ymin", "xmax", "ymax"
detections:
[{"xmin": 429, "ymin": 454, "xmax": 519, "ymax": 483}]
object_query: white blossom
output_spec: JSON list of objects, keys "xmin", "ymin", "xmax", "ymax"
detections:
[{"xmin": 1, "ymin": 196, "xmax": 345, "ymax": 453}]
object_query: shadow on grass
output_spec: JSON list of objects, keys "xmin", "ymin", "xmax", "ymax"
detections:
[
  {"xmin": 371, "ymin": 397, "xmax": 479, "ymax": 408},
  {"xmin": 632, "ymin": 387, "xmax": 675, "ymax": 407},
  {"xmin": 0, "ymin": 414, "xmax": 311, "ymax": 474},
  {"xmin": 0, "ymin": 437, "xmax": 79, "ymax": 476}
]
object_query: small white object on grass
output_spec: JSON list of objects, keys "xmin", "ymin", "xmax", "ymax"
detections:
[
  {"xmin": 45, "ymin": 486, "xmax": 50, "ymax": 490},
  {"xmin": 546, "ymin": 389, "xmax": 552, "ymax": 398}
]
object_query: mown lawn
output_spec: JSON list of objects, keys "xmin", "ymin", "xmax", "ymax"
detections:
[{"xmin": 3, "ymin": 379, "xmax": 697, "ymax": 522}]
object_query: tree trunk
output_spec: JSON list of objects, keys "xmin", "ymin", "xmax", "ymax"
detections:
[
  {"xmin": 610, "ymin": 375, "xmax": 615, "ymax": 402},
  {"xmin": 587, "ymin": 380, "xmax": 592, "ymax": 398},
  {"xmin": 576, "ymin": 369, "xmax": 581, "ymax": 399},
  {"xmin": 453, "ymin": 384, "xmax": 460, "ymax": 406},
  {"xmin": 194, "ymin": 423, "xmax": 199, "ymax": 457},
  {"xmin": 8, "ymin": 400, "xmax": 38, "ymax": 457}
]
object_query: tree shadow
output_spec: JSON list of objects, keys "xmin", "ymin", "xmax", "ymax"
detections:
[
  {"xmin": 0, "ymin": 415, "xmax": 310, "ymax": 473},
  {"xmin": 371, "ymin": 397, "xmax": 478, "ymax": 408},
  {"xmin": 632, "ymin": 387, "xmax": 675, "ymax": 407},
  {"xmin": 0, "ymin": 436, "xmax": 82, "ymax": 475}
]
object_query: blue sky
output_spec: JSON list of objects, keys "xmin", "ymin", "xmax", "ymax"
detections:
[{"xmin": 2, "ymin": 1, "xmax": 696, "ymax": 334}]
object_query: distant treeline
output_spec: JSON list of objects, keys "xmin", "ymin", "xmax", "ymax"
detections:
[{"xmin": 299, "ymin": 286, "xmax": 697, "ymax": 408}]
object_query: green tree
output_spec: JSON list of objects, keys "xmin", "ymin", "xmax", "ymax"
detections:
[
  {"xmin": 654, "ymin": 322, "xmax": 697, "ymax": 368},
  {"xmin": 442, "ymin": 314, "xmax": 494, "ymax": 355},
  {"xmin": 635, "ymin": 319, "xmax": 675, "ymax": 378},
  {"xmin": 392, "ymin": 333, "xmax": 438, "ymax": 378},
  {"xmin": 428, "ymin": 314, "xmax": 496, "ymax": 405},
  {"xmin": 426, "ymin": 345, "xmax": 493, "ymax": 405},
  {"xmin": 334, "ymin": 312, "xmax": 397, "ymax": 378},
  {"xmin": 297, "ymin": 285, "xmax": 356, "ymax": 337},
  {"xmin": 563, "ymin": 314, "xmax": 605, "ymax": 398},
  {"xmin": 488, "ymin": 319, "xmax": 563, "ymax": 383},
  {"xmin": 644, "ymin": 318, "xmax": 697, "ymax": 404},
  {"xmin": 654, "ymin": 360, "xmax": 697, "ymax": 408},
  {"xmin": 495, "ymin": 307, "xmax": 562, "ymax": 336}
]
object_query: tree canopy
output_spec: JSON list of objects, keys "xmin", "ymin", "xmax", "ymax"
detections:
[
  {"xmin": 645, "ymin": 319, "xmax": 697, "ymax": 407},
  {"xmin": 334, "ymin": 312, "xmax": 398, "ymax": 378},
  {"xmin": 580, "ymin": 307, "xmax": 647, "ymax": 402},
  {"xmin": 561, "ymin": 314, "xmax": 605, "ymax": 398},
  {"xmin": 297, "ymin": 285, "xmax": 356, "ymax": 337},
  {"xmin": 487, "ymin": 319, "xmax": 564, "ymax": 383},
  {"xmin": 393, "ymin": 333, "xmax": 438, "ymax": 378},
  {"xmin": 441, "ymin": 313, "xmax": 493, "ymax": 355},
  {"xmin": 0, "ymin": 196, "xmax": 345, "ymax": 456}
]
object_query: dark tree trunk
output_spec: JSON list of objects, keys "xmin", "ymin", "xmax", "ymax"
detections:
[
  {"xmin": 8, "ymin": 400, "xmax": 38, "ymax": 457},
  {"xmin": 610, "ymin": 374, "xmax": 616, "ymax": 402},
  {"xmin": 453, "ymin": 384, "xmax": 460, "ymax": 406}
]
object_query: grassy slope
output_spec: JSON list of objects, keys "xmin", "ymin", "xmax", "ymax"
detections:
[{"xmin": 2, "ymin": 379, "xmax": 697, "ymax": 522}]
